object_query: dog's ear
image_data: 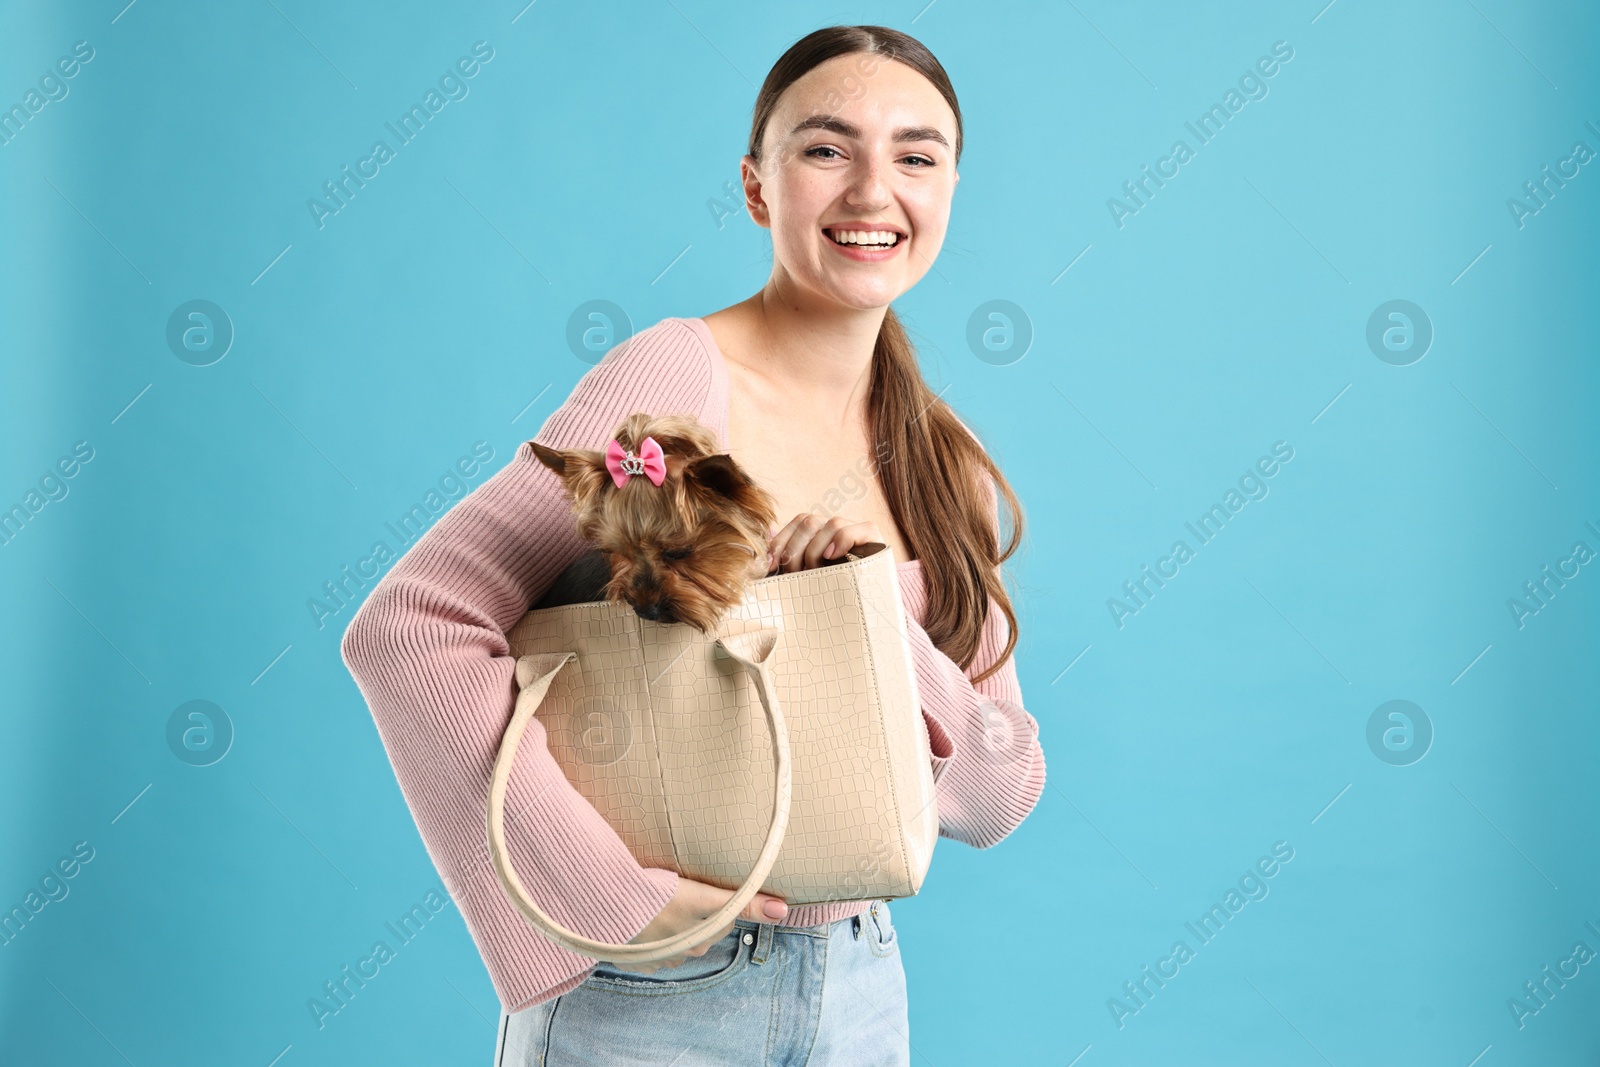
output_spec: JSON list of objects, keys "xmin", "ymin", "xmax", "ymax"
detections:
[
  {"xmin": 529, "ymin": 440, "xmax": 568, "ymax": 475},
  {"xmin": 533, "ymin": 442, "xmax": 611, "ymax": 506},
  {"xmin": 683, "ymin": 453, "xmax": 752, "ymax": 499}
]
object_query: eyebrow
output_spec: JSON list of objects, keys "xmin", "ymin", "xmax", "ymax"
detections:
[{"xmin": 787, "ymin": 114, "xmax": 950, "ymax": 149}]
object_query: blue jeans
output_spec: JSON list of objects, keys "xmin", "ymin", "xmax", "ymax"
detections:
[{"xmin": 493, "ymin": 899, "xmax": 909, "ymax": 1066}]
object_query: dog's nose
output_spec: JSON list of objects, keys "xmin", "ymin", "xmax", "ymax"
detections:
[{"xmin": 634, "ymin": 601, "xmax": 678, "ymax": 624}]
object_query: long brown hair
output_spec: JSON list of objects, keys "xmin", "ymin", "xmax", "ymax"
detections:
[{"xmin": 748, "ymin": 25, "xmax": 1024, "ymax": 684}]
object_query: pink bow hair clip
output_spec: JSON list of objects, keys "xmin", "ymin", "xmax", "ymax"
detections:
[{"xmin": 604, "ymin": 436, "xmax": 667, "ymax": 488}]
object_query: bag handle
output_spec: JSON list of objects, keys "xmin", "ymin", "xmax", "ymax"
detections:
[{"xmin": 486, "ymin": 626, "xmax": 792, "ymax": 964}]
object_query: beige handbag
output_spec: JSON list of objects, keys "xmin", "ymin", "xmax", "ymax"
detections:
[{"xmin": 487, "ymin": 541, "xmax": 938, "ymax": 964}]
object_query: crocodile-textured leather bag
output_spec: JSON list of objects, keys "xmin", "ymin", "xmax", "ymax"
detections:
[{"xmin": 487, "ymin": 541, "xmax": 938, "ymax": 964}]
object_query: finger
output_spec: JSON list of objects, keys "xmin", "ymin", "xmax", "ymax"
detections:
[
  {"xmin": 799, "ymin": 518, "xmax": 850, "ymax": 571},
  {"xmin": 773, "ymin": 514, "xmax": 819, "ymax": 572},
  {"xmin": 741, "ymin": 893, "xmax": 788, "ymax": 923},
  {"xmin": 766, "ymin": 514, "xmax": 806, "ymax": 572},
  {"xmin": 804, "ymin": 519, "xmax": 878, "ymax": 571},
  {"xmin": 774, "ymin": 514, "xmax": 824, "ymax": 573},
  {"xmin": 780, "ymin": 511, "xmax": 832, "ymax": 572}
]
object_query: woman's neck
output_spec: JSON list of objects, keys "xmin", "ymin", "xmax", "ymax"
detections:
[{"xmin": 732, "ymin": 284, "xmax": 885, "ymax": 401}]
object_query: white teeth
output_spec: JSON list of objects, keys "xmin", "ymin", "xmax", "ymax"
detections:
[{"xmin": 829, "ymin": 229, "xmax": 900, "ymax": 246}]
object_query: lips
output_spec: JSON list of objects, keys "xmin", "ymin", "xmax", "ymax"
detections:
[
  {"xmin": 822, "ymin": 226, "xmax": 908, "ymax": 262},
  {"xmin": 823, "ymin": 227, "xmax": 905, "ymax": 248}
]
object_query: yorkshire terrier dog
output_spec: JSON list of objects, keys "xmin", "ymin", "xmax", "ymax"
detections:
[{"xmin": 530, "ymin": 413, "xmax": 778, "ymax": 632}]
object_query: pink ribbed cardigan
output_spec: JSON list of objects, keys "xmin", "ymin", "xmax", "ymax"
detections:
[{"xmin": 339, "ymin": 316, "xmax": 1046, "ymax": 1013}]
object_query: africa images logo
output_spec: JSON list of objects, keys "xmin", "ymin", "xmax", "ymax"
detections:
[
  {"xmin": 306, "ymin": 41, "xmax": 495, "ymax": 230},
  {"xmin": 1107, "ymin": 441, "xmax": 1295, "ymax": 628},
  {"xmin": 1106, "ymin": 41, "xmax": 1295, "ymax": 229}
]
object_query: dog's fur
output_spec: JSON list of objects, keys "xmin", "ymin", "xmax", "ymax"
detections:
[{"xmin": 530, "ymin": 413, "xmax": 778, "ymax": 632}]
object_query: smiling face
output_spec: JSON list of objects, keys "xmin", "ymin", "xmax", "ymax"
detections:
[{"xmin": 743, "ymin": 54, "xmax": 961, "ymax": 310}]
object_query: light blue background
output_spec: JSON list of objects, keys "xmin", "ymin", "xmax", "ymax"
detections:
[{"xmin": 2, "ymin": 1, "xmax": 1596, "ymax": 1063}]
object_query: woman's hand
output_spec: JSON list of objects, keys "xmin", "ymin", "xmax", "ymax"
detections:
[
  {"xmin": 767, "ymin": 512, "xmax": 884, "ymax": 573},
  {"xmin": 602, "ymin": 875, "xmax": 788, "ymax": 975}
]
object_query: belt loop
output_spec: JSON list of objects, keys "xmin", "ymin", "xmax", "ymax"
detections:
[{"xmin": 751, "ymin": 922, "xmax": 775, "ymax": 964}]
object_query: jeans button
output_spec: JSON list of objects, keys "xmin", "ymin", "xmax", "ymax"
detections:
[{"xmin": 742, "ymin": 932, "xmax": 754, "ymax": 945}]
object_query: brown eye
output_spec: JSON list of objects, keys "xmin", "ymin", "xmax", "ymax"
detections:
[{"xmin": 661, "ymin": 547, "xmax": 692, "ymax": 562}]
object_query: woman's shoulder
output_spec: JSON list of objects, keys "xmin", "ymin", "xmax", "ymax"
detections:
[
  {"xmin": 577, "ymin": 315, "xmax": 716, "ymax": 387},
  {"xmin": 530, "ymin": 316, "xmax": 723, "ymax": 450}
]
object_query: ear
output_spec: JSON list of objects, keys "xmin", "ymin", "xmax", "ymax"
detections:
[
  {"xmin": 740, "ymin": 156, "xmax": 770, "ymax": 229},
  {"xmin": 530, "ymin": 440, "xmax": 568, "ymax": 476},
  {"xmin": 533, "ymin": 444, "xmax": 611, "ymax": 506},
  {"xmin": 684, "ymin": 453, "xmax": 752, "ymax": 499}
]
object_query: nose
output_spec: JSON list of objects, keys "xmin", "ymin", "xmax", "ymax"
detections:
[
  {"xmin": 847, "ymin": 154, "xmax": 892, "ymax": 211},
  {"xmin": 634, "ymin": 601, "xmax": 663, "ymax": 621}
]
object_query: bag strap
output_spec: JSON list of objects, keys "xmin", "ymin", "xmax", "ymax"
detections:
[{"xmin": 486, "ymin": 627, "xmax": 792, "ymax": 964}]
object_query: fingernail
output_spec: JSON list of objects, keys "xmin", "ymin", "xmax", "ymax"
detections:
[{"xmin": 763, "ymin": 899, "xmax": 787, "ymax": 919}]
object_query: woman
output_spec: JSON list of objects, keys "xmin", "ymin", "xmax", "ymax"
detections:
[{"xmin": 341, "ymin": 24, "xmax": 1045, "ymax": 1067}]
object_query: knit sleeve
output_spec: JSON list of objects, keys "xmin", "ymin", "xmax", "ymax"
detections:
[
  {"xmin": 898, "ymin": 474, "xmax": 1045, "ymax": 850},
  {"xmin": 339, "ymin": 319, "xmax": 715, "ymax": 1012}
]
